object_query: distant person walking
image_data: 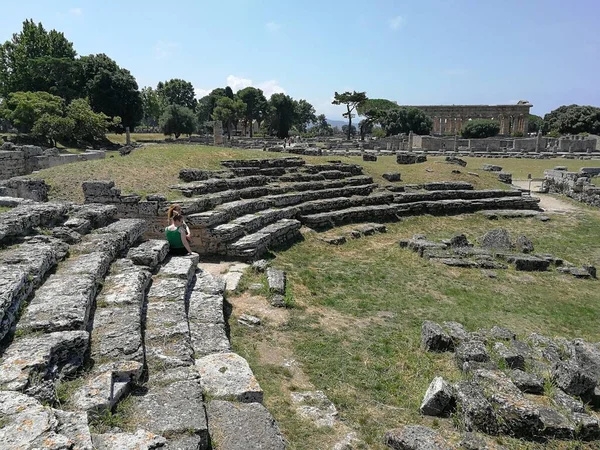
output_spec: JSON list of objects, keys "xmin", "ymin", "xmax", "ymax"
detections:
[{"xmin": 165, "ymin": 213, "xmax": 193, "ymax": 256}]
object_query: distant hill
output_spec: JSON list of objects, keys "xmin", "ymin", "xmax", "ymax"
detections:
[{"xmin": 326, "ymin": 119, "xmax": 347, "ymax": 128}]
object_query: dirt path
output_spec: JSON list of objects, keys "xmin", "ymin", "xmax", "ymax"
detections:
[{"xmin": 512, "ymin": 180, "xmax": 584, "ymax": 214}]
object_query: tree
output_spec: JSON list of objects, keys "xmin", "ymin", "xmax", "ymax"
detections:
[
  {"xmin": 332, "ymin": 91, "xmax": 367, "ymax": 139},
  {"xmin": 157, "ymin": 79, "xmax": 197, "ymax": 110},
  {"xmin": 528, "ymin": 114, "xmax": 544, "ymax": 134},
  {"xmin": 356, "ymin": 98, "xmax": 399, "ymax": 116},
  {"xmin": 237, "ymin": 87, "xmax": 268, "ymax": 137},
  {"xmin": 378, "ymin": 107, "xmax": 433, "ymax": 136},
  {"xmin": 225, "ymin": 86, "xmax": 234, "ymax": 99},
  {"xmin": 358, "ymin": 119, "xmax": 373, "ymax": 140},
  {"xmin": 543, "ymin": 105, "xmax": 600, "ymax": 135},
  {"xmin": 0, "ymin": 91, "xmax": 64, "ymax": 133},
  {"xmin": 212, "ymin": 97, "xmax": 246, "ymax": 139},
  {"xmin": 461, "ymin": 119, "xmax": 500, "ymax": 138},
  {"xmin": 80, "ymin": 54, "xmax": 143, "ymax": 130},
  {"xmin": 293, "ymin": 99, "xmax": 317, "ymax": 133},
  {"xmin": 342, "ymin": 124, "xmax": 357, "ymax": 137},
  {"xmin": 31, "ymin": 113, "xmax": 75, "ymax": 147},
  {"xmin": 140, "ymin": 87, "xmax": 163, "ymax": 128},
  {"xmin": 268, "ymin": 93, "xmax": 295, "ymax": 138},
  {"xmin": 195, "ymin": 95, "xmax": 212, "ymax": 133},
  {"xmin": 311, "ymin": 114, "xmax": 333, "ymax": 136},
  {"xmin": 66, "ymin": 98, "xmax": 120, "ymax": 144},
  {"xmin": 0, "ymin": 19, "xmax": 76, "ymax": 97},
  {"xmin": 159, "ymin": 104, "xmax": 197, "ymax": 138}
]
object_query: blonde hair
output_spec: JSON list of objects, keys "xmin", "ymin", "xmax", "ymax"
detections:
[{"xmin": 167, "ymin": 205, "xmax": 182, "ymax": 221}]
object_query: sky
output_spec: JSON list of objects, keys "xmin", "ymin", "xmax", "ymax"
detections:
[{"xmin": 1, "ymin": 0, "xmax": 599, "ymax": 119}]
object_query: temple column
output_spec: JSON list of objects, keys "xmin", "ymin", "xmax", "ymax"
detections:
[{"xmin": 521, "ymin": 115, "xmax": 528, "ymax": 135}]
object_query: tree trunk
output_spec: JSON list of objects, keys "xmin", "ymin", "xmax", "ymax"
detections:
[
  {"xmin": 227, "ymin": 120, "xmax": 231, "ymax": 139},
  {"xmin": 249, "ymin": 119, "xmax": 253, "ymax": 138},
  {"xmin": 347, "ymin": 105, "xmax": 352, "ymax": 140}
]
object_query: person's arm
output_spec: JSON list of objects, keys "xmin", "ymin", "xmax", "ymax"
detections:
[
  {"xmin": 180, "ymin": 227, "xmax": 192, "ymax": 254},
  {"xmin": 183, "ymin": 220, "xmax": 191, "ymax": 237}
]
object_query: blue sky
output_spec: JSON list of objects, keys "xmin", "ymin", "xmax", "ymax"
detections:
[{"xmin": 1, "ymin": 0, "xmax": 599, "ymax": 119}]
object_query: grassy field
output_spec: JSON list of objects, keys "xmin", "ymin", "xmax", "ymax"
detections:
[
  {"xmin": 460, "ymin": 157, "xmax": 600, "ymax": 180},
  {"xmin": 106, "ymin": 132, "xmax": 169, "ymax": 144},
  {"xmin": 230, "ymin": 205, "xmax": 600, "ymax": 449},
  {"xmin": 28, "ymin": 144, "xmax": 547, "ymax": 202}
]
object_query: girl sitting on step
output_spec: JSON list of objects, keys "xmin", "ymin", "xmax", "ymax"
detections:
[
  {"xmin": 167, "ymin": 204, "xmax": 192, "ymax": 244},
  {"xmin": 165, "ymin": 213, "xmax": 193, "ymax": 256}
]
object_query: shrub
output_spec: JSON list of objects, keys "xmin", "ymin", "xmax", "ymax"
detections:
[
  {"xmin": 159, "ymin": 104, "xmax": 196, "ymax": 138},
  {"xmin": 461, "ymin": 119, "xmax": 500, "ymax": 138}
]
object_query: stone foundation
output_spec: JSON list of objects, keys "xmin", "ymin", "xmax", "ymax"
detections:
[{"xmin": 543, "ymin": 169, "xmax": 600, "ymax": 207}]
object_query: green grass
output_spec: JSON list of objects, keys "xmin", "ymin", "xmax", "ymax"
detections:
[
  {"xmin": 231, "ymin": 209, "xmax": 600, "ymax": 450},
  {"xmin": 107, "ymin": 132, "xmax": 169, "ymax": 144},
  {"xmin": 460, "ymin": 157, "xmax": 600, "ymax": 180},
  {"xmin": 30, "ymin": 144, "xmax": 527, "ymax": 202},
  {"xmin": 0, "ymin": 206, "xmax": 12, "ymax": 214}
]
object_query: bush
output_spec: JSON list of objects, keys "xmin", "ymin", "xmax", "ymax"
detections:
[
  {"xmin": 512, "ymin": 131, "xmax": 524, "ymax": 138},
  {"xmin": 159, "ymin": 105, "xmax": 196, "ymax": 138},
  {"xmin": 31, "ymin": 114, "xmax": 75, "ymax": 146},
  {"xmin": 0, "ymin": 91, "xmax": 64, "ymax": 133},
  {"xmin": 461, "ymin": 119, "xmax": 500, "ymax": 138},
  {"xmin": 547, "ymin": 130, "xmax": 560, "ymax": 138},
  {"xmin": 66, "ymin": 99, "xmax": 120, "ymax": 145},
  {"xmin": 379, "ymin": 107, "xmax": 433, "ymax": 136}
]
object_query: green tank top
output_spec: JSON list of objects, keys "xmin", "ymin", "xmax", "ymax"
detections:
[{"xmin": 165, "ymin": 226, "xmax": 184, "ymax": 248}]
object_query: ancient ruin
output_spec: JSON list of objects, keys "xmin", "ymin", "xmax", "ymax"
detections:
[{"xmin": 408, "ymin": 102, "xmax": 533, "ymax": 135}]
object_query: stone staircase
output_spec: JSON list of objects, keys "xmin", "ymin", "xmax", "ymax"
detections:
[
  {"xmin": 170, "ymin": 157, "xmax": 540, "ymax": 260},
  {"xmin": 0, "ymin": 201, "xmax": 285, "ymax": 449}
]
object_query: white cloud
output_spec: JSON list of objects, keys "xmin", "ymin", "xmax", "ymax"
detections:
[
  {"xmin": 155, "ymin": 41, "xmax": 179, "ymax": 59},
  {"xmin": 388, "ymin": 15, "xmax": 405, "ymax": 30},
  {"xmin": 69, "ymin": 8, "xmax": 83, "ymax": 16},
  {"xmin": 195, "ymin": 88, "xmax": 212, "ymax": 99},
  {"xmin": 265, "ymin": 22, "xmax": 281, "ymax": 32},
  {"xmin": 256, "ymin": 80, "xmax": 285, "ymax": 97},
  {"xmin": 226, "ymin": 75, "xmax": 252, "ymax": 92}
]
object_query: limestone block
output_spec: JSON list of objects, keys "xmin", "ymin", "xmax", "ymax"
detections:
[
  {"xmin": 0, "ymin": 330, "xmax": 88, "ymax": 391},
  {"xmin": 421, "ymin": 321, "xmax": 454, "ymax": 352},
  {"xmin": 127, "ymin": 239, "xmax": 169, "ymax": 269},
  {"xmin": 71, "ymin": 361, "xmax": 143, "ymax": 412},
  {"xmin": 159, "ymin": 253, "xmax": 200, "ymax": 279},
  {"xmin": 420, "ymin": 377, "xmax": 455, "ymax": 416},
  {"xmin": 384, "ymin": 425, "xmax": 452, "ymax": 450},
  {"xmin": 91, "ymin": 430, "xmax": 167, "ymax": 450},
  {"xmin": 129, "ymin": 378, "xmax": 208, "ymax": 448},
  {"xmin": 266, "ymin": 267, "xmax": 286, "ymax": 295},
  {"xmin": 290, "ymin": 390, "xmax": 338, "ymax": 427},
  {"xmin": 195, "ymin": 352, "xmax": 263, "ymax": 403},
  {"xmin": 188, "ymin": 291, "xmax": 224, "ymax": 324},
  {"xmin": 455, "ymin": 340, "xmax": 489, "ymax": 369},
  {"xmin": 510, "ymin": 369, "xmax": 544, "ymax": 394},
  {"xmin": 552, "ymin": 360, "xmax": 596, "ymax": 396},
  {"xmin": 207, "ymin": 400, "xmax": 286, "ymax": 450},
  {"xmin": 0, "ymin": 391, "xmax": 92, "ymax": 449}
]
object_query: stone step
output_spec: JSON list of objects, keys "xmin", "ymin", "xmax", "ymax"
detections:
[
  {"xmin": 91, "ymin": 259, "xmax": 152, "ymax": 364},
  {"xmin": 0, "ymin": 236, "xmax": 69, "ymax": 341},
  {"xmin": 17, "ymin": 219, "xmax": 147, "ymax": 335},
  {"xmin": 144, "ymin": 253, "xmax": 199, "ymax": 371},
  {"xmin": 220, "ymin": 156, "xmax": 305, "ymax": 169},
  {"xmin": 394, "ymin": 196, "xmax": 541, "ymax": 216},
  {"xmin": 403, "ymin": 181, "xmax": 474, "ymax": 191},
  {"xmin": 187, "ymin": 198, "xmax": 275, "ymax": 228},
  {"xmin": 393, "ymin": 189, "xmax": 522, "ymax": 203},
  {"xmin": 265, "ymin": 183, "xmax": 376, "ymax": 207},
  {"xmin": 126, "ymin": 239, "xmax": 169, "ymax": 270},
  {"xmin": 0, "ymin": 330, "xmax": 88, "ymax": 394},
  {"xmin": 301, "ymin": 205, "xmax": 399, "ymax": 229},
  {"xmin": 170, "ymin": 175, "xmax": 269, "ymax": 196},
  {"xmin": 206, "ymin": 400, "xmax": 286, "ymax": 450},
  {"xmin": 0, "ymin": 391, "xmax": 94, "ymax": 449},
  {"xmin": 226, "ymin": 219, "xmax": 302, "ymax": 259},
  {"xmin": 0, "ymin": 201, "xmax": 69, "ymax": 244},
  {"xmin": 188, "ymin": 269, "xmax": 230, "ymax": 358}
]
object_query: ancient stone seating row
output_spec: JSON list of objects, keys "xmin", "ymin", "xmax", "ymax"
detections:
[
  {"xmin": 0, "ymin": 225, "xmax": 285, "ymax": 449},
  {"xmin": 301, "ymin": 196, "xmax": 541, "ymax": 229},
  {"xmin": 393, "ymin": 188, "xmax": 522, "ymax": 203}
]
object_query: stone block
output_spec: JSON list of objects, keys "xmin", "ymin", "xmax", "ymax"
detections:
[
  {"xmin": 189, "ymin": 321, "xmax": 231, "ymax": 357},
  {"xmin": 195, "ymin": 352, "xmax": 263, "ymax": 403},
  {"xmin": 91, "ymin": 430, "xmax": 167, "ymax": 450},
  {"xmin": 0, "ymin": 331, "xmax": 88, "ymax": 391},
  {"xmin": 127, "ymin": 239, "xmax": 169, "ymax": 269},
  {"xmin": 552, "ymin": 360, "xmax": 596, "ymax": 396},
  {"xmin": 382, "ymin": 172, "xmax": 401, "ymax": 182},
  {"xmin": 207, "ymin": 400, "xmax": 286, "ymax": 450},
  {"xmin": 420, "ymin": 377, "xmax": 455, "ymax": 416},
  {"xmin": 290, "ymin": 390, "xmax": 338, "ymax": 428},
  {"xmin": 421, "ymin": 321, "xmax": 454, "ymax": 352},
  {"xmin": 266, "ymin": 267, "xmax": 286, "ymax": 295},
  {"xmin": 384, "ymin": 425, "xmax": 452, "ymax": 450}
]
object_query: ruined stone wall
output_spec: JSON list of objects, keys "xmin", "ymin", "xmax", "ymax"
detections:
[
  {"xmin": 0, "ymin": 177, "xmax": 50, "ymax": 201},
  {"xmin": 543, "ymin": 169, "xmax": 600, "ymax": 207},
  {"xmin": 0, "ymin": 143, "xmax": 105, "ymax": 180}
]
